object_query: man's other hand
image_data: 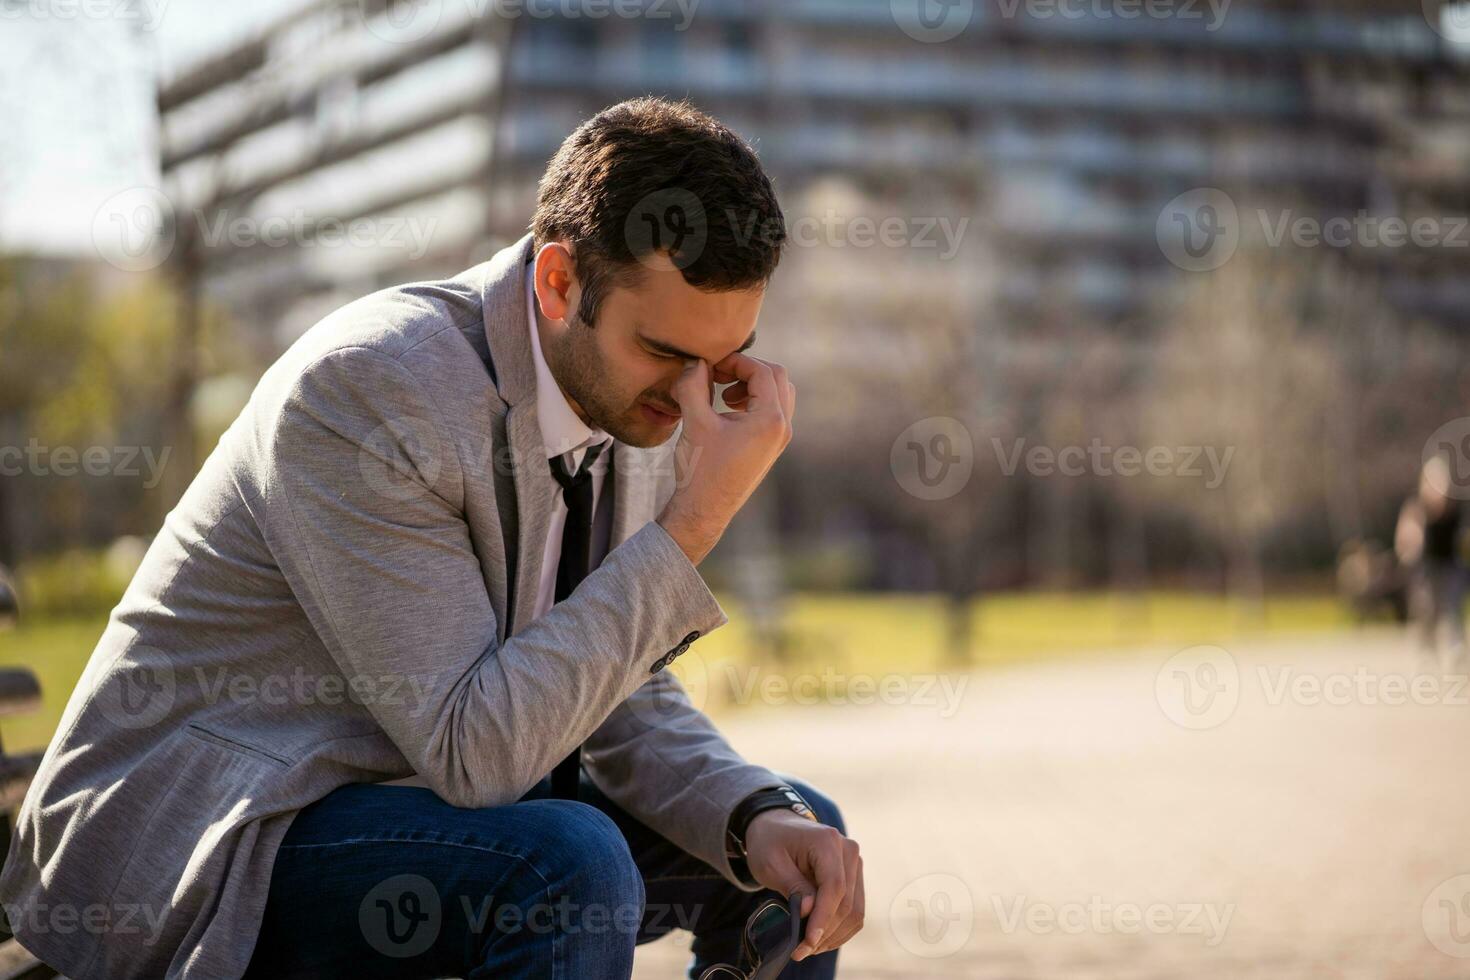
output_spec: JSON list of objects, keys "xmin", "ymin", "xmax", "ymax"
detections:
[{"xmin": 743, "ymin": 809, "xmax": 864, "ymax": 961}]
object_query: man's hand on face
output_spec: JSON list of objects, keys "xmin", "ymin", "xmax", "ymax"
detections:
[
  {"xmin": 743, "ymin": 810, "xmax": 865, "ymax": 961},
  {"xmin": 657, "ymin": 352, "xmax": 795, "ymax": 565}
]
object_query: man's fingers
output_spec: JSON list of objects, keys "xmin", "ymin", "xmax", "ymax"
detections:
[
  {"xmin": 826, "ymin": 842, "xmax": 860, "ymax": 937},
  {"xmin": 711, "ymin": 362, "xmax": 741, "ymax": 386},
  {"xmin": 815, "ymin": 845, "xmax": 864, "ymax": 954},
  {"xmin": 712, "ymin": 352, "xmax": 780, "ymax": 414},
  {"xmin": 669, "ymin": 358, "xmax": 718, "ymax": 422},
  {"xmin": 754, "ymin": 357, "xmax": 795, "ymax": 422},
  {"xmin": 719, "ymin": 380, "xmax": 750, "ymax": 411},
  {"xmin": 793, "ymin": 830, "xmax": 847, "ymax": 960},
  {"xmin": 760, "ymin": 359, "xmax": 795, "ymax": 423},
  {"xmin": 778, "ymin": 378, "xmax": 795, "ymax": 423},
  {"xmin": 755, "ymin": 848, "xmax": 814, "ymax": 927},
  {"xmin": 764, "ymin": 359, "xmax": 795, "ymax": 422},
  {"xmin": 711, "ymin": 353, "xmax": 795, "ymax": 427}
]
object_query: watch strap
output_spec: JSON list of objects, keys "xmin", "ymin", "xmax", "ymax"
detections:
[{"xmin": 726, "ymin": 785, "xmax": 818, "ymax": 861}]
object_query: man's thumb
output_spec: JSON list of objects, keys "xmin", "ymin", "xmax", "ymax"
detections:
[{"xmin": 758, "ymin": 849, "xmax": 815, "ymax": 918}]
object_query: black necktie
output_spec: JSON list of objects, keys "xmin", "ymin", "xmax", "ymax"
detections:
[{"xmin": 548, "ymin": 440, "xmax": 607, "ymax": 800}]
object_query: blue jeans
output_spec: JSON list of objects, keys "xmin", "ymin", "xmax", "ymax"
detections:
[{"xmin": 244, "ymin": 773, "xmax": 843, "ymax": 979}]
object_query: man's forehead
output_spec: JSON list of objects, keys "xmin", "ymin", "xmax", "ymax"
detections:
[{"xmin": 616, "ymin": 270, "xmax": 765, "ymax": 360}]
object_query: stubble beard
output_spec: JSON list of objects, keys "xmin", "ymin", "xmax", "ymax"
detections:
[{"xmin": 546, "ymin": 318, "xmax": 667, "ymax": 450}]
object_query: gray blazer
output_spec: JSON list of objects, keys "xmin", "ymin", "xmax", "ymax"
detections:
[{"xmin": 0, "ymin": 234, "xmax": 780, "ymax": 979}]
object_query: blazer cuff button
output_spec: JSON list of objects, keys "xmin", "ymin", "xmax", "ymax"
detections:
[{"xmin": 650, "ymin": 630, "xmax": 702, "ymax": 674}]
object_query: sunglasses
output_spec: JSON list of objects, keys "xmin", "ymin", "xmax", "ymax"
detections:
[{"xmin": 698, "ymin": 891, "xmax": 805, "ymax": 980}]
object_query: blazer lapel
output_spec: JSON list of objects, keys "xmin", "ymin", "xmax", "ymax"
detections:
[
  {"xmin": 506, "ymin": 400, "xmax": 556, "ymax": 635},
  {"xmin": 482, "ymin": 233, "xmax": 538, "ymax": 408},
  {"xmin": 480, "ymin": 233, "xmax": 552, "ymax": 637}
]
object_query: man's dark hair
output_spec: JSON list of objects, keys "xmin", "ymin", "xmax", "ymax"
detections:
[{"xmin": 532, "ymin": 97, "xmax": 785, "ymax": 326}]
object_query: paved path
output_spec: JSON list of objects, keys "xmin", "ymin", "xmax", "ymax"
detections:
[{"xmin": 633, "ymin": 630, "xmax": 1470, "ymax": 978}]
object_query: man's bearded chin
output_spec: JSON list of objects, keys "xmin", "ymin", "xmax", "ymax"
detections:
[
  {"xmin": 550, "ymin": 327, "xmax": 657, "ymax": 449},
  {"xmin": 571, "ymin": 376, "xmax": 643, "ymax": 447}
]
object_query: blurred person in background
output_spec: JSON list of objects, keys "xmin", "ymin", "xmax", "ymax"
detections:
[{"xmin": 1395, "ymin": 454, "xmax": 1468, "ymax": 670}]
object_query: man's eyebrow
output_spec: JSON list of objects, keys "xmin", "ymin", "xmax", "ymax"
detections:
[{"xmin": 640, "ymin": 330, "xmax": 757, "ymax": 361}]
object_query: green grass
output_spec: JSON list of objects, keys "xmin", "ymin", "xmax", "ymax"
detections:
[
  {"xmin": 0, "ymin": 617, "xmax": 106, "ymax": 752},
  {"xmin": 695, "ymin": 590, "xmax": 1351, "ymax": 676},
  {"xmin": 0, "ymin": 592, "xmax": 1353, "ymax": 749}
]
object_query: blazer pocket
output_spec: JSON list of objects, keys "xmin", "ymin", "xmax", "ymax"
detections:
[{"xmin": 185, "ymin": 724, "xmax": 293, "ymax": 768}]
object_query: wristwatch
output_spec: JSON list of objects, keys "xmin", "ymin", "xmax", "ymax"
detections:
[{"xmin": 725, "ymin": 785, "xmax": 819, "ymax": 866}]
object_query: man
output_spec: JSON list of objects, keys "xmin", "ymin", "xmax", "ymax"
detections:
[
  {"xmin": 1396, "ymin": 454, "xmax": 1467, "ymax": 670},
  {"xmin": 0, "ymin": 98, "xmax": 863, "ymax": 978}
]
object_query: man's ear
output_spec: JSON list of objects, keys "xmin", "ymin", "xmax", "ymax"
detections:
[{"xmin": 533, "ymin": 242, "xmax": 578, "ymax": 322}]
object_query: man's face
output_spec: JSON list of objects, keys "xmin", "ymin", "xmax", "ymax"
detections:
[{"xmin": 534, "ymin": 245, "xmax": 764, "ymax": 448}]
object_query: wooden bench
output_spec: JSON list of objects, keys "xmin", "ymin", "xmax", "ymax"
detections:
[{"xmin": 0, "ymin": 578, "xmax": 60, "ymax": 980}]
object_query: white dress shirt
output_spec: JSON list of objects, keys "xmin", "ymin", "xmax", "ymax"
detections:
[{"xmin": 526, "ymin": 264, "xmax": 613, "ymax": 619}]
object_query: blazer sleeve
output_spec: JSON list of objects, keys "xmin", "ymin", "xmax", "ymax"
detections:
[
  {"xmin": 584, "ymin": 670, "xmax": 783, "ymax": 890},
  {"xmin": 257, "ymin": 345, "xmax": 728, "ymax": 809}
]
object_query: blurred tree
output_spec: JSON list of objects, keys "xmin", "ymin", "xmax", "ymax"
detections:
[
  {"xmin": 1144, "ymin": 249, "xmax": 1351, "ymax": 612},
  {"xmin": 0, "ymin": 257, "xmax": 92, "ymax": 564},
  {"xmin": 764, "ymin": 177, "xmax": 1003, "ymax": 663},
  {"xmin": 1311, "ymin": 256, "xmax": 1470, "ymax": 551},
  {"xmin": 0, "ymin": 257, "xmax": 184, "ymax": 563}
]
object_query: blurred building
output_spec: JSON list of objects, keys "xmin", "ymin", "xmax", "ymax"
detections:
[
  {"xmin": 144, "ymin": 0, "xmax": 1470, "ymax": 590},
  {"xmin": 156, "ymin": 0, "xmax": 1470, "ymax": 342}
]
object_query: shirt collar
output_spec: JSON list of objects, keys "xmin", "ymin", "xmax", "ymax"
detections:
[{"xmin": 525, "ymin": 264, "xmax": 607, "ymax": 462}]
